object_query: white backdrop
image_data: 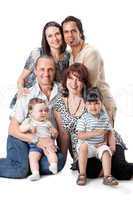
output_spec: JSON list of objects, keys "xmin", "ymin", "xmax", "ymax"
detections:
[{"xmin": 0, "ymin": 0, "xmax": 133, "ymax": 199}]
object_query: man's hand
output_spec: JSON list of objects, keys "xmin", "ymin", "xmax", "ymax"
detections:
[{"xmin": 37, "ymin": 137, "xmax": 56, "ymax": 153}]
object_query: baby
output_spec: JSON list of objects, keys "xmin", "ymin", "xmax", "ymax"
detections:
[{"xmin": 20, "ymin": 98, "xmax": 58, "ymax": 181}]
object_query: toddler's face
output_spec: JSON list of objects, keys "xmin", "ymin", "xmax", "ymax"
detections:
[
  {"xmin": 86, "ymin": 100, "xmax": 102, "ymax": 116},
  {"xmin": 31, "ymin": 103, "xmax": 49, "ymax": 122}
]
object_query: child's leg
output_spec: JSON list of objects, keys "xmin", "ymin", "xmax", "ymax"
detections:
[
  {"xmin": 101, "ymin": 150, "xmax": 112, "ymax": 177},
  {"xmin": 97, "ymin": 145, "xmax": 112, "ymax": 176},
  {"xmin": 46, "ymin": 151, "xmax": 58, "ymax": 174},
  {"xmin": 97, "ymin": 145, "xmax": 119, "ymax": 185},
  {"xmin": 76, "ymin": 143, "xmax": 89, "ymax": 185},
  {"xmin": 28, "ymin": 151, "xmax": 42, "ymax": 181},
  {"xmin": 102, "ymin": 151, "xmax": 119, "ymax": 185},
  {"xmin": 78, "ymin": 143, "xmax": 88, "ymax": 175}
]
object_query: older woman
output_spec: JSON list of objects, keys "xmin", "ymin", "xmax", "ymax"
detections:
[
  {"xmin": 54, "ymin": 63, "xmax": 90, "ymax": 161},
  {"xmin": 10, "ymin": 21, "xmax": 70, "ymax": 108},
  {"xmin": 54, "ymin": 62, "xmax": 133, "ymax": 180}
]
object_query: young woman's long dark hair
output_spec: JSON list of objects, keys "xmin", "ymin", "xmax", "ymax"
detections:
[{"xmin": 41, "ymin": 21, "xmax": 66, "ymax": 55}]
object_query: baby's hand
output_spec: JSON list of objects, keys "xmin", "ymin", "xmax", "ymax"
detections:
[{"xmin": 31, "ymin": 127, "xmax": 36, "ymax": 134}]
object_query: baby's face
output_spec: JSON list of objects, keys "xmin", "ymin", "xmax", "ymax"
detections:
[
  {"xmin": 31, "ymin": 103, "xmax": 49, "ymax": 122},
  {"xmin": 86, "ymin": 100, "xmax": 102, "ymax": 116}
]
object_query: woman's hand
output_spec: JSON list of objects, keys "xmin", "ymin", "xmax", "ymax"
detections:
[
  {"xmin": 17, "ymin": 87, "xmax": 30, "ymax": 97},
  {"xmin": 109, "ymin": 145, "xmax": 116, "ymax": 154},
  {"xmin": 50, "ymin": 127, "xmax": 58, "ymax": 139},
  {"xmin": 95, "ymin": 141, "xmax": 107, "ymax": 148}
]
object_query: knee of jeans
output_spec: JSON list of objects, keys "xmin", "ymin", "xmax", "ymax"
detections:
[
  {"xmin": 7, "ymin": 136, "xmax": 29, "ymax": 161},
  {"xmin": 21, "ymin": 167, "xmax": 29, "ymax": 178},
  {"xmin": 15, "ymin": 167, "xmax": 29, "ymax": 178}
]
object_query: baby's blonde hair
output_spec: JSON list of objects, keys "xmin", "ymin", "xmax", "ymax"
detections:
[{"xmin": 28, "ymin": 98, "xmax": 48, "ymax": 114}]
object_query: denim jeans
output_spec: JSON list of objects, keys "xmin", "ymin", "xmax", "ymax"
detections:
[{"xmin": 0, "ymin": 135, "xmax": 65, "ymax": 178}]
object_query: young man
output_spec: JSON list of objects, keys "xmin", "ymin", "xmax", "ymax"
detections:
[{"xmin": 0, "ymin": 55, "xmax": 65, "ymax": 178}]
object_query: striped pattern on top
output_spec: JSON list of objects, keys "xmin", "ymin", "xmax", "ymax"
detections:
[{"xmin": 76, "ymin": 110, "xmax": 112, "ymax": 144}]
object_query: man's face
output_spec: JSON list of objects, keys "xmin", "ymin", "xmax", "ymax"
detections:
[
  {"xmin": 62, "ymin": 21, "xmax": 82, "ymax": 47},
  {"xmin": 34, "ymin": 57, "xmax": 55, "ymax": 86}
]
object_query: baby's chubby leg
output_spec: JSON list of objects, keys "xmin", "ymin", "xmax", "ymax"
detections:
[
  {"xmin": 28, "ymin": 151, "xmax": 42, "ymax": 181},
  {"xmin": 47, "ymin": 151, "xmax": 58, "ymax": 174},
  {"xmin": 44, "ymin": 147, "xmax": 58, "ymax": 174}
]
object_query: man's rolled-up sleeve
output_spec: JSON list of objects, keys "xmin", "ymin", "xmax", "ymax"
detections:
[{"xmin": 13, "ymin": 97, "xmax": 28, "ymax": 124}]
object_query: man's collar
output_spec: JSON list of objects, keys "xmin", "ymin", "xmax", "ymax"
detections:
[
  {"xmin": 49, "ymin": 82, "xmax": 59, "ymax": 101},
  {"xmin": 33, "ymin": 81, "xmax": 59, "ymax": 101}
]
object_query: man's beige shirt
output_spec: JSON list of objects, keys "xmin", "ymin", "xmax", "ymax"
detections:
[{"xmin": 69, "ymin": 43, "xmax": 116, "ymax": 121}]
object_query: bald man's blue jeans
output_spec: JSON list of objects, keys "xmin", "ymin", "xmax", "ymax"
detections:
[{"xmin": 0, "ymin": 135, "xmax": 65, "ymax": 178}]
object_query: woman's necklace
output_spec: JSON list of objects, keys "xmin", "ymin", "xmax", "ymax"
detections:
[{"xmin": 67, "ymin": 97, "xmax": 82, "ymax": 116}]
